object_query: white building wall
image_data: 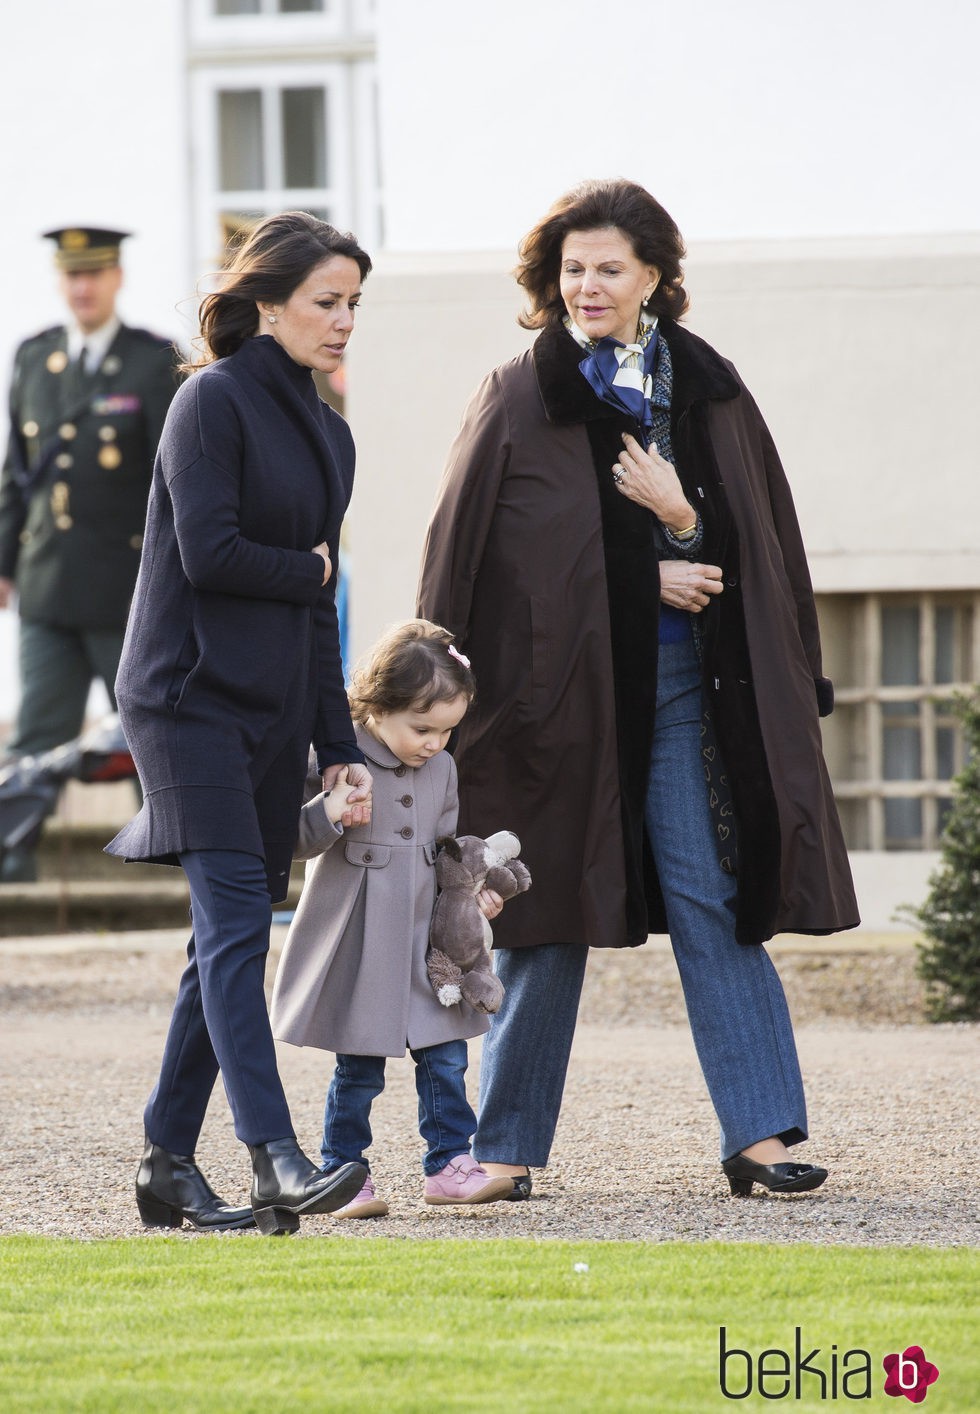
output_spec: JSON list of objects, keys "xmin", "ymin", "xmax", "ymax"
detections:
[{"xmin": 377, "ymin": 0, "xmax": 980, "ymax": 249}]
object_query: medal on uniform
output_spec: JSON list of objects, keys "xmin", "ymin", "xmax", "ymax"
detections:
[
  {"xmin": 46, "ymin": 350, "xmax": 68, "ymax": 374},
  {"xmin": 50, "ymin": 481, "xmax": 73, "ymax": 530}
]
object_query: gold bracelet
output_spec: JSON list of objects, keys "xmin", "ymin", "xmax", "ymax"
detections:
[{"xmin": 669, "ymin": 519, "xmax": 699, "ymax": 540}]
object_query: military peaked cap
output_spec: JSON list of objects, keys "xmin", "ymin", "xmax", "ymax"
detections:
[{"xmin": 43, "ymin": 226, "xmax": 131, "ymax": 272}]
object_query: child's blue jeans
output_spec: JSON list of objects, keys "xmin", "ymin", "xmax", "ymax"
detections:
[{"xmin": 321, "ymin": 1040, "xmax": 476, "ymax": 1177}]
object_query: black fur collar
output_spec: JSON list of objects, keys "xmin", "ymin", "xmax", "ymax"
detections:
[{"xmin": 532, "ymin": 318, "xmax": 740, "ymax": 427}]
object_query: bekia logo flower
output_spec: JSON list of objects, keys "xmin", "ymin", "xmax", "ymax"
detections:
[{"xmin": 883, "ymin": 1346, "xmax": 940, "ymax": 1403}]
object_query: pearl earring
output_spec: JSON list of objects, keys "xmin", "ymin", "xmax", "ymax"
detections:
[{"xmin": 267, "ymin": 314, "xmax": 277, "ymax": 324}]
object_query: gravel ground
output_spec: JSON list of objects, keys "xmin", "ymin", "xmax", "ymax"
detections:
[{"xmin": 1, "ymin": 928, "xmax": 977, "ymax": 1247}]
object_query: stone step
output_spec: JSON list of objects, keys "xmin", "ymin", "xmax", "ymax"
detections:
[
  {"xmin": 0, "ymin": 876, "xmax": 303, "ymax": 936},
  {"xmin": 15, "ymin": 820, "xmax": 307, "ymax": 885}
]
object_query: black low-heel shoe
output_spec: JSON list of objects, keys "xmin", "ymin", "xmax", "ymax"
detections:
[
  {"xmin": 136, "ymin": 1139, "xmax": 255, "ymax": 1230},
  {"xmin": 504, "ymin": 1171, "xmax": 532, "ymax": 1202},
  {"xmin": 722, "ymin": 1154, "xmax": 829, "ymax": 1198},
  {"xmin": 250, "ymin": 1139, "xmax": 367, "ymax": 1236}
]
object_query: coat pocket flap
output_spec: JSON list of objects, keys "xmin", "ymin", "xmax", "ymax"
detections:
[{"xmin": 345, "ymin": 842, "xmax": 391, "ymax": 868}]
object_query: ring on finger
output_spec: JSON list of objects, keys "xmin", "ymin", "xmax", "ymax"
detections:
[{"xmin": 612, "ymin": 465, "xmax": 626, "ymax": 485}]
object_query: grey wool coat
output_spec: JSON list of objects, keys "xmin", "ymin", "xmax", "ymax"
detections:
[{"xmin": 270, "ymin": 725, "xmax": 492, "ymax": 1057}]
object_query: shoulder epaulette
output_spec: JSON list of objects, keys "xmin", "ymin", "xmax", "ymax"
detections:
[{"xmin": 19, "ymin": 325, "xmax": 65, "ymax": 351}]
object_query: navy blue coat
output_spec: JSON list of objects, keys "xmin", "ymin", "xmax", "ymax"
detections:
[{"xmin": 106, "ymin": 335, "xmax": 362, "ymax": 902}]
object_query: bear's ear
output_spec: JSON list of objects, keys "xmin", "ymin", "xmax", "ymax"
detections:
[{"xmin": 436, "ymin": 835, "xmax": 463, "ymax": 862}]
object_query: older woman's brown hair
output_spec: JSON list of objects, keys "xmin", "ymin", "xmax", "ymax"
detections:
[{"xmin": 516, "ymin": 178, "xmax": 689, "ymax": 330}]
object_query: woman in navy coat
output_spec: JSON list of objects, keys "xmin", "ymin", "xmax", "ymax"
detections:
[{"xmin": 107, "ymin": 213, "xmax": 373, "ymax": 1234}]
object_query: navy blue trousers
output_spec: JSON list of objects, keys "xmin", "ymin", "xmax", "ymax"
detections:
[{"xmin": 143, "ymin": 849, "xmax": 294, "ymax": 1153}]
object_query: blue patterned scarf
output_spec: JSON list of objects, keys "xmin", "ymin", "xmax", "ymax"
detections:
[{"xmin": 564, "ymin": 311, "xmax": 672, "ymax": 453}]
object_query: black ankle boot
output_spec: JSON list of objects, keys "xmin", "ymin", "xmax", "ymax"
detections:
[
  {"xmin": 722, "ymin": 1153, "xmax": 829, "ymax": 1198},
  {"xmin": 136, "ymin": 1138, "xmax": 255, "ymax": 1230},
  {"xmin": 249, "ymin": 1139, "xmax": 367, "ymax": 1235}
]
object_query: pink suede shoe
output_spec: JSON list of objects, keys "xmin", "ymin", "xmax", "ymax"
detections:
[
  {"xmin": 332, "ymin": 1174, "xmax": 389, "ymax": 1220},
  {"xmin": 424, "ymin": 1154, "xmax": 516, "ymax": 1205}
]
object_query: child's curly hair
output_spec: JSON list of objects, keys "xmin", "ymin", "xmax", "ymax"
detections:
[{"xmin": 348, "ymin": 619, "xmax": 476, "ymax": 724}]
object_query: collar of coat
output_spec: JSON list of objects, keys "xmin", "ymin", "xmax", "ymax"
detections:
[
  {"xmin": 354, "ymin": 722, "xmax": 418, "ymax": 773},
  {"xmin": 532, "ymin": 316, "xmax": 740, "ymax": 426}
]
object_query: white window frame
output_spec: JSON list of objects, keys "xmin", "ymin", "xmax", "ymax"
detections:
[
  {"xmin": 190, "ymin": 61, "xmax": 357, "ymax": 279},
  {"xmin": 188, "ymin": 0, "xmax": 348, "ymax": 47},
  {"xmin": 829, "ymin": 591, "xmax": 980, "ymax": 850}
]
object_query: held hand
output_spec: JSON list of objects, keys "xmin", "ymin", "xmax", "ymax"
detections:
[
  {"xmin": 0, "ymin": 577, "xmax": 14, "ymax": 609},
  {"xmin": 322, "ymin": 760, "xmax": 373, "ymax": 827},
  {"xmin": 323, "ymin": 767, "xmax": 352, "ymax": 826},
  {"xmin": 313, "ymin": 542, "xmax": 332, "ymax": 585},
  {"xmin": 614, "ymin": 433, "xmax": 694, "ymax": 531},
  {"xmin": 659, "ymin": 560, "xmax": 724, "ymax": 613},
  {"xmin": 477, "ymin": 888, "xmax": 505, "ymax": 921}
]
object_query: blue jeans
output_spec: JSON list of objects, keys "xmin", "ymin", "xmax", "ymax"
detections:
[
  {"xmin": 145, "ymin": 849, "xmax": 294, "ymax": 1152},
  {"xmin": 475, "ymin": 635, "xmax": 808, "ymax": 1165},
  {"xmin": 321, "ymin": 1040, "xmax": 477, "ymax": 1177}
]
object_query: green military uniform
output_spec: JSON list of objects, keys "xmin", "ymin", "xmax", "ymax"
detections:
[
  {"xmin": 0, "ymin": 320, "xmax": 179, "ymax": 637},
  {"xmin": 0, "ymin": 226, "xmax": 181, "ymax": 879}
]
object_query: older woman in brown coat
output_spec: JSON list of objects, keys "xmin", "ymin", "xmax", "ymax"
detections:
[{"xmin": 417, "ymin": 179, "xmax": 859, "ymax": 1203}]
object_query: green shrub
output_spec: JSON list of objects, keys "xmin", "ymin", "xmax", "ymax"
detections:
[{"xmin": 908, "ymin": 689, "xmax": 980, "ymax": 1021}]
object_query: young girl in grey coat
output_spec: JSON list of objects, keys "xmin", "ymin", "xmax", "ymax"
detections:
[{"xmin": 270, "ymin": 620, "xmax": 517, "ymax": 1216}]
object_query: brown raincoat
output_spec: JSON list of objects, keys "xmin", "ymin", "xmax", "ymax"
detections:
[{"xmin": 417, "ymin": 320, "xmax": 858, "ymax": 949}]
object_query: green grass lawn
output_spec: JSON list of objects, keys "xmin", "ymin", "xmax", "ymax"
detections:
[{"xmin": 0, "ymin": 1238, "xmax": 974, "ymax": 1412}]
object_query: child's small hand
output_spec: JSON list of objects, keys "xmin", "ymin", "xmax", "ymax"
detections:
[
  {"xmin": 323, "ymin": 767, "xmax": 354, "ymax": 826},
  {"xmin": 477, "ymin": 888, "xmax": 504, "ymax": 921},
  {"xmin": 321, "ymin": 761, "xmax": 374, "ymax": 827}
]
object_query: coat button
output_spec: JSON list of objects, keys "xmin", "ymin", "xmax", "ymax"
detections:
[
  {"xmin": 399, "ymin": 794, "xmax": 413, "ymax": 807},
  {"xmin": 362, "ymin": 851, "xmax": 373, "ymax": 863},
  {"xmin": 400, "ymin": 826, "xmax": 414, "ymax": 840},
  {"xmin": 394, "ymin": 765, "xmax": 406, "ymax": 777}
]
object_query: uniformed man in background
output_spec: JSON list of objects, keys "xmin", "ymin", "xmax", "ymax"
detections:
[{"xmin": 0, "ymin": 226, "xmax": 181, "ymax": 880}]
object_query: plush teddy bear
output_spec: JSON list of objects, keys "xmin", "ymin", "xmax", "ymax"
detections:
[{"xmin": 426, "ymin": 831, "xmax": 532, "ymax": 1014}]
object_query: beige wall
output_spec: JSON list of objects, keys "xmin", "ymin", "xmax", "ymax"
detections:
[{"xmin": 345, "ymin": 234, "xmax": 980, "ymax": 659}]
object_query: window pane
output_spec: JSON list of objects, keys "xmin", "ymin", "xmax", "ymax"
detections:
[
  {"xmin": 885, "ymin": 798, "xmax": 922, "ymax": 849},
  {"xmin": 282, "ymin": 88, "xmax": 326, "ymax": 188},
  {"xmin": 219, "ymin": 90, "xmax": 264, "ymax": 190},
  {"xmin": 934, "ymin": 606, "xmax": 955, "ymax": 683},
  {"xmin": 280, "ymin": 0, "xmax": 324, "ymax": 10},
  {"xmin": 936, "ymin": 724, "xmax": 957, "ymax": 779},
  {"xmin": 937, "ymin": 796, "xmax": 954, "ymax": 836},
  {"xmin": 882, "ymin": 701, "xmax": 921, "ymax": 780},
  {"xmin": 216, "ymin": 0, "xmax": 261, "ymax": 13},
  {"xmin": 881, "ymin": 605, "xmax": 920, "ymax": 685}
]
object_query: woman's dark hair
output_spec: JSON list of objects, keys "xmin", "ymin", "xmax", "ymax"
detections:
[
  {"xmin": 515, "ymin": 178, "xmax": 689, "ymax": 330},
  {"xmin": 348, "ymin": 619, "xmax": 476, "ymax": 724},
  {"xmin": 188, "ymin": 211, "xmax": 372, "ymax": 368}
]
